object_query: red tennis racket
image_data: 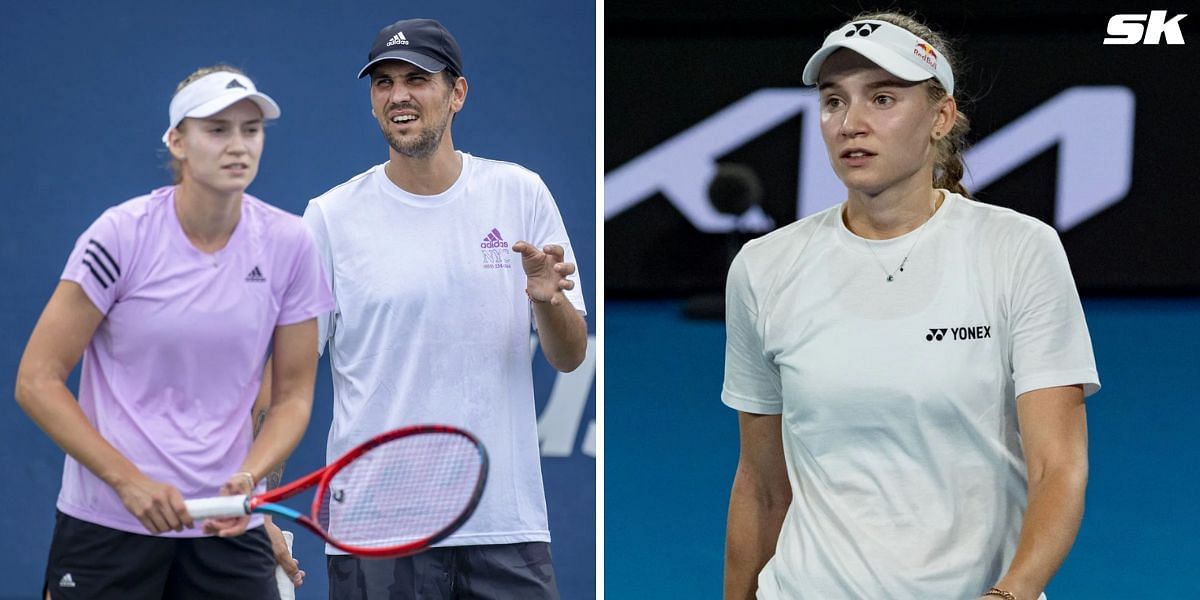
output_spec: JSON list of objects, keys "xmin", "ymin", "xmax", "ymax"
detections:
[{"xmin": 185, "ymin": 424, "xmax": 487, "ymax": 558}]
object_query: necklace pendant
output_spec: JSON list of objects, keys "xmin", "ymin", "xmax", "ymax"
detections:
[{"xmin": 886, "ymin": 275, "xmax": 894, "ymax": 282}]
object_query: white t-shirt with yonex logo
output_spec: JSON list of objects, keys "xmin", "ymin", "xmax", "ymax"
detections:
[
  {"xmin": 57, "ymin": 186, "xmax": 334, "ymax": 536},
  {"xmin": 722, "ymin": 191, "xmax": 1098, "ymax": 599},
  {"xmin": 303, "ymin": 152, "xmax": 586, "ymax": 550}
]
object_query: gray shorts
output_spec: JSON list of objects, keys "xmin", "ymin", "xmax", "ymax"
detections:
[{"xmin": 327, "ymin": 542, "xmax": 559, "ymax": 600}]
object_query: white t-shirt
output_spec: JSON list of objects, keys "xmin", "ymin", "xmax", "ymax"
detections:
[
  {"xmin": 304, "ymin": 152, "xmax": 586, "ymax": 550},
  {"xmin": 722, "ymin": 191, "xmax": 1098, "ymax": 599}
]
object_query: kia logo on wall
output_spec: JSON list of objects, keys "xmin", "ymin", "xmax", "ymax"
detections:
[{"xmin": 605, "ymin": 87, "xmax": 1135, "ymax": 234}]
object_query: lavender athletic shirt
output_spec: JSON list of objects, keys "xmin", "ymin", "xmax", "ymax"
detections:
[{"xmin": 57, "ymin": 186, "xmax": 334, "ymax": 537}]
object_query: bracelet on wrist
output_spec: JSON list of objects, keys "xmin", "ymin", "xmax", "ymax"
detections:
[
  {"xmin": 233, "ymin": 471, "xmax": 257, "ymax": 490},
  {"xmin": 984, "ymin": 587, "xmax": 1017, "ymax": 600}
]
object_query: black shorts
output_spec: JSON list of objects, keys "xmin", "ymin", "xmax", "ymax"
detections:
[
  {"xmin": 43, "ymin": 510, "xmax": 279, "ymax": 600},
  {"xmin": 328, "ymin": 542, "xmax": 560, "ymax": 600}
]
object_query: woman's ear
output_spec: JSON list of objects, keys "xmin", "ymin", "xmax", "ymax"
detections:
[
  {"xmin": 166, "ymin": 127, "xmax": 186, "ymax": 160},
  {"xmin": 932, "ymin": 95, "xmax": 958, "ymax": 139}
]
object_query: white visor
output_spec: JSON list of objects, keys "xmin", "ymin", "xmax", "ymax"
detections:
[
  {"xmin": 162, "ymin": 72, "xmax": 281, "ymax": 145},
  {"xmin": 802, "ymin": 20, "xmax": 954, "ymax": 96}
]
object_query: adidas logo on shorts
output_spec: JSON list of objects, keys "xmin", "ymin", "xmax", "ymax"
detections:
[{"xmin": 59, "ymin": 573, "xmax": 76, "ymax": 588}]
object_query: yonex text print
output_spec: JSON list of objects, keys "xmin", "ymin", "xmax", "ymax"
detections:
[{"xmin": 926, "ymin": 325, "xmax": 991, "ymax": 341}]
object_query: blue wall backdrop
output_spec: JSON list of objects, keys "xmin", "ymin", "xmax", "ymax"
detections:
[{"xmin": 0, "ymin": 1, "xmax": 596, "ymax": 598}]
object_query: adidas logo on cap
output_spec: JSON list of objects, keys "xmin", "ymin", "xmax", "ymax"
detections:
[
  {"xmin": 386, "ymin": 32, "xmax": 409, "ymax": 47},
  {"xmin": 225, "ymin": 78, "xmax": 246, "ymax": 90}
]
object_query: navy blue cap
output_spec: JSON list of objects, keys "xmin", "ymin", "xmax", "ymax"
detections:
[{"xmin": 358, "ymin": 18, "xmax": 464, "ymax": 79}]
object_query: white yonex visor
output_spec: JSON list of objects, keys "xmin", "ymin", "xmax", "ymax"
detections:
[
  {"xmin": 802, "ymin": 20, "xmax": 955, "ymax": 96},
  {"xmin": 161, "ymin": 72, "xmax": 281, "ymax": 145}
]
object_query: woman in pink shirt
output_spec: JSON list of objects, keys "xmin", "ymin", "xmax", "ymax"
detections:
[{"xmin": 15, "ymin": 65, "xmax": 333, "ymax": 599}]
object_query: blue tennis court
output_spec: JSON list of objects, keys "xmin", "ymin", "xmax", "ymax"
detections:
[{"xmin": 605, "ymin": 298, "xmax": 1200, "ymax": 597}]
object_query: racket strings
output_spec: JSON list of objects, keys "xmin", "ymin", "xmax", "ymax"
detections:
[{"xmin": 317, "ymin": 432, "xmax": 482, "ymax": 549}]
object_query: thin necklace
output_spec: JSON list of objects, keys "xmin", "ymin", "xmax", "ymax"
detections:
[{"xmin": 861, "ymin": 198, "xmax": 938, "ymax": 282}]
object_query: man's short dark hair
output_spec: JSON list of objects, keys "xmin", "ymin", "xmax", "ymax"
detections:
[{"xmin": 368, "ymin": 64, "xmax": 460, "ymax": 90}]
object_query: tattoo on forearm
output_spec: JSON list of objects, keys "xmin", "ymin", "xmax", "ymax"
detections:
[
  {"xmin": 251, "ymin": 407, "xmax": 287, "ymax": 489},
  {"xmin": 253, "ymin": 408, "xmax": 267, "ymax": 437},
  {"xmin": 267, "ymin": 464, "xmax": 285, "ymax": 490}
]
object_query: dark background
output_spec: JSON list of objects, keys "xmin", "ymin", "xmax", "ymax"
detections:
[
  {"xmin": 606, "ymin": 1, "xmax": 1200, "ymax": 296},
  {"xmin": 605, "ymin": 2, "xmax": 1200, "ymax": 597},
  {"xmin": 0, "ymin": 1, "xmax": 595, "ymax": 598}
]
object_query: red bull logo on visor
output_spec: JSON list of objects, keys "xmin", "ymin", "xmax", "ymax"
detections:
[{"xmin": 913, "ymin": 42, "xmax": 938, "ymax": 69}]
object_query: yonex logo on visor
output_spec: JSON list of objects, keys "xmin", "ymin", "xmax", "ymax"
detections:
[
  {"xmin": 802, "ymin": 19, "xmax": 955, "ymax": 96},
  {"xmin": 846, "ymin": 22, "xmax": 881, "ymax": 36}
]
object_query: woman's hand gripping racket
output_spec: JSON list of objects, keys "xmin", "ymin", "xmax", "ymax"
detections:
[{"xmin": 185, "ymin": 425, "xmax": 488, "ymax": 558}]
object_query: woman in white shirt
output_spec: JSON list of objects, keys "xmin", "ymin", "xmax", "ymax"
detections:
[{"xmin": 722, "ymin": 12, "xmax": 1098, "ymax": 600}]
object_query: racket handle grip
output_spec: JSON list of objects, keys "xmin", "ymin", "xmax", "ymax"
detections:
[
  {"xmin": 276, "ymin": 530, "xmax": 296, "ymax": 600},
  {"xmin": 185, "ymin": 495, "xmax": 250, "ymax": 519}
]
